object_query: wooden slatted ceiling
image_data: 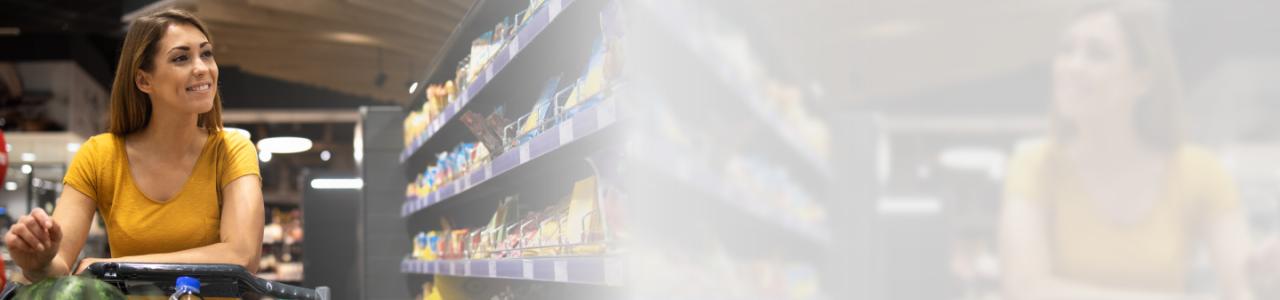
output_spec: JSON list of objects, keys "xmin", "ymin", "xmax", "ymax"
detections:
[{"xmin": 156, "ymin": 0, "xmax": 477, "ymax": 104}]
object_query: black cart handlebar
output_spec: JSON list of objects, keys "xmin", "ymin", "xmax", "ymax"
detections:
[{"xmin": 83, "ymin": 262, "xmax": 329, "ymax": 300}]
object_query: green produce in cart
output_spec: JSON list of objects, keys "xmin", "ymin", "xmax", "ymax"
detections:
[{"xmin": 14, "ymin": 275, "xmax": 125, "ymax": 300}]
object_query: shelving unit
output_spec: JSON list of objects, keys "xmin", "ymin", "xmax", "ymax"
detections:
[
  {"xmin": 636, "ymin": 147, "xmax": 831, "ymax": 244},
  {"xmin": 379, "ymin": 0, "xmax": 851, "ymax": 298},
  {"xmin": 402, "ymin": 95, "xmax": 617, "ymax": 217},
  {"xmin": 400, "ymin": 0, "xmax": 580, "ymax": 163},
  {"xmin": 387, "ymin": 0, "xmax": 623, "ymax": 297},
  {"xmin": 636, "ymin": 0, "xmax": 833, "ymax": 177},
  {"xmin": 400, "ymin": 256, "xmax": 623, "ymax": 286},
  {"xmin": 617, "ymin": 0, "xmax": 846, "ymax": 298}
]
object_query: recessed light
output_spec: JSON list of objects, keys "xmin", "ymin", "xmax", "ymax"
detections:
[
  {"xmin": 310, "ymin": 178, "xmax": 362, "ymax": 189},
  {"xmin": 257, "ymin": 137, "xmax": 312, "ymax": 154}
]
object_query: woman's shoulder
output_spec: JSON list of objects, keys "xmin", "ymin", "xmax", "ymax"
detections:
[
  {"xmin": 1009, "ymin": 137, "xmax": 1054, "ymax": 169},
  {"xmin": 210, "ymin": 128, "xmax": 253, "ymax": 148},
  {"xmin": 208, "ymin": 129, "xmax": 257, "ymax": 163},
  {"xmin": 1171, "ymin": 144, "xmax": 1230, "ymax": 177},
  {"xmin": 79, "ymin": 133, "xmax": 123, "ymax": 156}
]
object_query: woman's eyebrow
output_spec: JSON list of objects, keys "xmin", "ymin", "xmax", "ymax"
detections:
[{"xmin": 168, "ymin": 42, "xmax": 211, "ymax": 53}]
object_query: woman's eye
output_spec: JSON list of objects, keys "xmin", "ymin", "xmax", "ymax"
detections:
[
  {"xmin": 172, "ymin": 55, "xmax": 188, "ymax": 63},
  {"xmin": 201, "ymin": 50, "xmax": 214, "ymax": 59}
]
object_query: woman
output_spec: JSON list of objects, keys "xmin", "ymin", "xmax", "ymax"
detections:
[
  {"xmin": 999, "ymin": 1, "xmax": 1253, "ymax": 299},
  {"xmin": 3, "ymin": 9, "xmax": 263, "ymax": 282}
]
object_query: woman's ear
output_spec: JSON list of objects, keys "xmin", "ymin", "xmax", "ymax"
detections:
[{"xmin": 135, "ymin": 70, "xmax": 154, "ymax": 95}]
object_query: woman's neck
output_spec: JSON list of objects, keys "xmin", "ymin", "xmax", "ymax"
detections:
[
  {"xmin": 132, "ymin": 107, "xmax": 204, "ymax": 155},
  {"xmin": 1066, "ymin": 117, "xmax": 1157, "ymax": 167}
]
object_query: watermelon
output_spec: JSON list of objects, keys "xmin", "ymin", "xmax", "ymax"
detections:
[{"xmin": 14, "ymin": 275, "xmax": 125, "ymax": 300}]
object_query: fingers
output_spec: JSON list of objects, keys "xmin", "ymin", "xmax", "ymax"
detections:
[
  {"xmin": 47, "ymin": 219, "xmax": 63, "ymax": 245},
  {"xmin": 5, "ymin": 231, "xmax": 32, "ymax": 253},
  {"xmin": 10, "ymin": 237, "xmax": 33, "ymax": 253},
  {"xmin": 31, "ymin": 208, "xmax": 52, "ymax": 229},
  {"xmin": 18, "ymin": 215, "xmax": 50, "ymax": 249},
  {"xmin": 9, "ymin": 224, "xmax": 46, "ymax": 252}
]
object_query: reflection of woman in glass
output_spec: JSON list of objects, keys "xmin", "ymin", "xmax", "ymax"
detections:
[{"xmin": 999, "ymin": 1, "xmax": 1252, "ymax": 299}]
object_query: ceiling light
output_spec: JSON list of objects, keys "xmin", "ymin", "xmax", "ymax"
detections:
[
  {"xmin": 320, "ymin": 150, "xmax": 332, "ymax": 162},
  {"xmin": 258, "ymin": 151, "xmax": 272, "ymax": 163},
  {"xmin": 20, "ymin": 153, "xmax": 35, "ymax": 162},
  {"xmin": 4, "ymin": 181, "xmax": 16, "ymax": 191},
  {"xmin": 225, "ymin": 127, "xmax": 251, "ymax": 139},
  {"xmin": 938, "ymin": 146, "xmax": 1007, "ymax": 180},
  {"xmin": 310, "ymin": 178, "xmax": 363, "ymax": 189},
  {"xmin": 257, "ymin": 137, "xmax": 312, "ymax": 154},
  {"xmin": 21, "ymin": 164, "xmax": 32, "ymax": 174},
  {"xmin": 67, "ymin": 143, "xmax": 81, "ymax": 153},
  {"xmin": 408, "ymin": 82, "xmax": 419, "ymax": 94},
  {"xmin": 330, "ymin": 32, "xmax": 375, "ymax": 44}
]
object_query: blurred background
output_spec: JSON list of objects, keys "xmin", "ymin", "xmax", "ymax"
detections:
[{"xmin": 2, "ymin": 0, "xmax": 1279, "ymax": 299}]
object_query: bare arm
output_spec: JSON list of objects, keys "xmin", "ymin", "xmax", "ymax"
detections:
[
  {"xmin": 1207, "ymin": 209, "xmax": 1254, "ymax": 300},
  {"xmin": 76, "ymin": 175, "xmax": 264, "ymax": 274},
  {"xmin": 999, "ymin": 197, "xmax": 1209, "ymax": 300},
  {"xmin": 6, "ymin": 187, "xmax": 97, "ymax": 282}
]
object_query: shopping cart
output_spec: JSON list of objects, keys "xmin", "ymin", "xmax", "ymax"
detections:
[{"xmin": 0, "ymin": 262, "xmax": 329, "ymax": 300}]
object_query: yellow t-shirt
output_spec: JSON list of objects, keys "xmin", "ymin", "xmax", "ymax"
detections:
[
  {"xmin": 63, "ymin": 131, "xmax": 259, "ymax": 258},
  {"xmin": 1005, "ymin": 140, "xmax": 1240, "ymax": 292}
]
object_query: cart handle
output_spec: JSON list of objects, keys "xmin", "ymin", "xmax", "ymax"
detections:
[{"xmin": 86, "ymin": 262, "xmax": 329, "ymax": 300}]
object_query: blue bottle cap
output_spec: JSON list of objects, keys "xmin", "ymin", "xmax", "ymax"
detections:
[{"xmin": 175, "ymin": 276, "xmax": 201, "ymax": 293}]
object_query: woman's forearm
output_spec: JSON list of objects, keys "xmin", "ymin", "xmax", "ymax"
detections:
[
  {"xmin": 99, "ymin": 241, "xmax": 259, "ymax": 273},
  {"xmin": 22, "ymin": 258, "xmax": 71, "ymax": 283},
  {"xmin": 1013, "ymin": 276, "xmax": 1210, "ymax": 300}
]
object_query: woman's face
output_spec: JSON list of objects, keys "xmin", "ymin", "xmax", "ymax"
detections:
[
  {"xmin": 138, "ymin": 23, "xmax": 217, "ymax": 115},
  {"xmin": 1052, "ymin": 11, "xmax": 1148, "ymax": 125}
]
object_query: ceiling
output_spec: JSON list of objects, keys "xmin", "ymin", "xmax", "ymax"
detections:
[{"xmin": 124, "ymin": 0, "xmax": 476, "ymax": 105}]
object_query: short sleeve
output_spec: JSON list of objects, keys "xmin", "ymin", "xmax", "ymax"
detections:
[
  {"xmin": 218, "ymin": 131, "xmax": 260, "ymax": 189},
  {"xmin": 1003, "ymin": 139, "xmax": 1051, "ymax": 204},
  {"xmin": 63, "ymin": 135, "xmax": 103, "ymax": 201},
  {"xmin": 1183, "ymin": 147, "xmax": 1240, "ymax": 218}
]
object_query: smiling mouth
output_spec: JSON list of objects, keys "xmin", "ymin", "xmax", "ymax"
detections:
[{"xmin": 186, "ymin": 83, "xmax": 212, "ymax": 92}]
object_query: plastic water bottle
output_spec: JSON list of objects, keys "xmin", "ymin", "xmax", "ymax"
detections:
[{"xmin": 169, "ymin": 276, "xmax": 204, "ymax": 300}]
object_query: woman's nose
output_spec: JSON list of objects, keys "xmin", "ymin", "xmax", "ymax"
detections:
[{"xmin": 193, "ymin": 57, "xmax": 210, "ymax": 78}]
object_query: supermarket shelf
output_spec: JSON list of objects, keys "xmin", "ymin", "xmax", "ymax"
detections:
[
  {"xmin": 638, "ymin": 0, "xmax": 832, "ymax": 177},
  {"xmin": 401, "ymin": 0, "xmax": 580, "ymax": 163},
  {"xmin": 638, "ymin": 144, "xmax": 831, "ymax": 245},
  {"xmin": 402, "ymin": 95, "xmax": 619, "ymax": 217},
  {"xmin": 400, "ymin": 256, "xmax": 623, "ymax": 286}
]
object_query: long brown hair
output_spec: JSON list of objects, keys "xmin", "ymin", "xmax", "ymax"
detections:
[
  {"xmin": 1051, "ymin": 0, "xmax": 1183, "ymax": 151},
  {"xmin": 107, "ymin": 9, "xmax": 222, "ymax": 136}
]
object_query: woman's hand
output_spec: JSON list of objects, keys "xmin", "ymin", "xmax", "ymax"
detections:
[{"xmin": 4, "ymin": 208, "xmax": 63, "ymax": 277}]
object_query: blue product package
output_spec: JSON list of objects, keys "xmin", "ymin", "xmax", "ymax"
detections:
[{"xmin": 518, "ymin": 76, "xmax": 562, "ymax": 143}]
